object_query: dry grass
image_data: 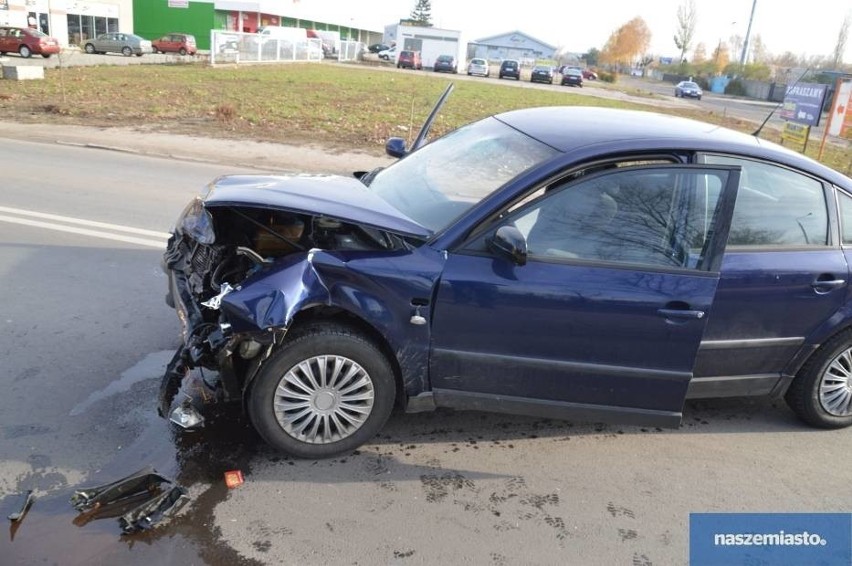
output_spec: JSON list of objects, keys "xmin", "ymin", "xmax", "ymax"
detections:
[{"xmin": 0, "ymin": 61, "xmax": 849, "ymax": 173}]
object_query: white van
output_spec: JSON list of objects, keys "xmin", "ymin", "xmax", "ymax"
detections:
[{"xmin": 257, "ymin": 26, "xmax": 307, "ymax": 42}]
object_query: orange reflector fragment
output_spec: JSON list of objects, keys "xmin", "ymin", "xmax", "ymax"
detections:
[{"xmin": 224, "ymin": 470, "xmax": 244, "ymax": 489}]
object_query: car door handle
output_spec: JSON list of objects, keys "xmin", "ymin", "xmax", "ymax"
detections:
[
  {"xmin": 811, "ymin": 279, "xmax": 846, "ymax": 293},
  {"xmin": 657, "ymin": 308, "xmax": 705, "ymax": 320}
]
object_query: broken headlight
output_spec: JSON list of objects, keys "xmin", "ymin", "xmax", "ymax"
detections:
[{"xmin": 176, "ymin": 197, "xmax": 215, "ymax": 244}]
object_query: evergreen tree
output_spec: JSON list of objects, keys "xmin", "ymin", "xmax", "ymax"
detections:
[{"xmin": 409, "ymin": 0, "xmax": 433, "ymax": 26}]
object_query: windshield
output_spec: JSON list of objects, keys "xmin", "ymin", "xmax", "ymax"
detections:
[
  {"xmin": 368, "ymin": 118, "xmax": 559, "ymax": 233},
  {"xmin": 682, "ymin": 82, "xmax": 699, "ymax": 88}
]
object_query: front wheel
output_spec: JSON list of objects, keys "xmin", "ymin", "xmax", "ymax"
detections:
[
  {"xmin": 178, "ymin": 47, "xmax": 187, "ymax": 56},
  {"xmin": 248, "ymin": 325, "xmax": 397, "ymax": 458},
  {"xmin": 786, "ymin": 331, "xmax": 852, "ymax": 428},
  {"xmin": 122, "ymin": 46, "xmax": 132, "ymax": 57}
]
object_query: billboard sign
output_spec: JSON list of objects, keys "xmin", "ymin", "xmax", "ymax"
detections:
[{"xmin": 780, "ymin": 83, "xmax": 827, "ymax": 126}]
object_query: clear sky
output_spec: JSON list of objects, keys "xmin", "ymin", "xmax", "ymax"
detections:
[{"xmin": 292, "ymin": 0, "xmax": 852, "ymax": 63}]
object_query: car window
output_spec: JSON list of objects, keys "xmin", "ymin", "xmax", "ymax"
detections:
[
  {"xmin": 369, "ymin": 117, "xmax": 559, "ymax": 233},
  {"xmin": 494, "ymin": 167, "xmax": 730, "ymax": 270},
  {"xmin": 704, "ymin": 155, "xmax": 828, "ymax": 246},
  {"xmin": 838, "ymin": 191, "xmax": 852, "ymax": 245}
]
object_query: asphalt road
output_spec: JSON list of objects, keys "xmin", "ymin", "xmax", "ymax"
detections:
[{"xmin": 0, "ymin": 137, "xmax": 850, "ymax": 565}]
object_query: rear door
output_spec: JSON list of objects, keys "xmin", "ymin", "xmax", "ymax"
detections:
[
  {"xmin": 690, "ymin": 155, "xmax": 848, "ymax": 397},
  {"xmin": 429, "ymin": 164, "xmax": 741, "ymax": 426}
]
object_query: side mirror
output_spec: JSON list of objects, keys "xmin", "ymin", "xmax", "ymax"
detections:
[
  {"xmin": 488, "ymin": 225, "xmax": 528, "ymax": 266},
  {"xmin": 385, "ymin": 137, "xmax": 407, "ymax": 158}
]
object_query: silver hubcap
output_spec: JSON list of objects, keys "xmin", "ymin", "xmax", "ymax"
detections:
[
  {"xmin": 273, "ymin": 355, "xmax": 374, "ymax": 444},
  {"xmin": 820, "ymin": 348, "xmax": 852, "ymax": 416}
]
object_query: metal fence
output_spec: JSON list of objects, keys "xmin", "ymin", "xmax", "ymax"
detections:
[{"xmin": 210, "ymin": 30, "xmax": 364, "ymax": 65}]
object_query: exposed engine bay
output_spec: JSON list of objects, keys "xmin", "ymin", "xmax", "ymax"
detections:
[{"xmin": 159, "ymin": 201, "xmax": 411, "ymax": 419}]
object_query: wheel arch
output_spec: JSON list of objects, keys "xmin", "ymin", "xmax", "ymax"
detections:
[{"xmin": 777, "ymin": 316, "xmax": 852, "ymax": 396}]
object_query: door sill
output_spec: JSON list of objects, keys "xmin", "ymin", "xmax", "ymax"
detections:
[{"xmin": 432, "ymin": 388, "xmax": 681, "ymax": 428}]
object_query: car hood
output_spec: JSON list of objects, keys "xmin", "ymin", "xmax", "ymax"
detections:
[{"xmin": 203, "ymin": 174, "xmax": 432, "ymax": 239}]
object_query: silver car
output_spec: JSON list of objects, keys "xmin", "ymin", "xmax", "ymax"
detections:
[
  {"xmin": 83, "ymin": 33, "xmax": 153, "ymax": 57},
  {"xmin": 467, "ymin": 57, "xmax": 490, "ymax": 77}
]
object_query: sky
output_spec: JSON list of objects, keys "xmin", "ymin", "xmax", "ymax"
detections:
[{"xmin": 290, "ymin": 0, "xmax": 852, "ymax": 63}]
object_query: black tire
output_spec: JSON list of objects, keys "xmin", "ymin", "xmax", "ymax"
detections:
[
  {"xmin": 135, "ymin": 53, "xmax": 143, "ymax": 57},
  {"xmin": 178, "ymin": 47, "xmax": 187, "ymax": 56},
  {"xmin": 41, "ymin": 53, "xmax": 51, "ymax": 59},
  {"xmin": 786, "ymin": 330, "xmax": 852, "ymax": 428},
  {"xmin": 122, "ymin": 46, "xmax": 132, "ymax": 57},
  {"xmin": 697, "ymin": 95, "xmax": 702, "ymax": 100},
  {"xmin": 84, "ymin": 43, "xmax": 96, "ymax": 54},
  {"xmin": 19, "ymin": 45, "xmax": 32, "ymax": 58},
  {"xmin": 248, "ymin": 324, "xmax": 397, "ymax": 459}
]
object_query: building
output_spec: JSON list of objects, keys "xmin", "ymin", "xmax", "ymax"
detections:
[
  {"xmin": 134, "ymin": 0, "xmax": 380, "ymax": 52},
  {"xmin": 383, "ymin": 22, "xmax": 462, "ymax": 70},
  {"xmin": 0, "ymin": 0, "xmax": 133, "ymax": 47},
  {"xmin": 468, "ymin": 30, "xmax": 556, "ymax": 64}
]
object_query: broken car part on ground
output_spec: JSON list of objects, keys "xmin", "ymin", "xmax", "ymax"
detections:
[{"xmin": 71, "ymin": 467, "xmax": 189, "ymax": 534}]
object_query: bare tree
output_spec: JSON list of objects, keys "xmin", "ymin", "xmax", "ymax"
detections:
[
  {"xmin": 673, "ymin": 0, "xmax": 697, "ymax": 63},
  {"xmin": 750, "ymin": 34, "xmax": 767, "ymax": 63},
  {"xmin": 832, "ymin": 13, "xmax": 850, "ymax": 68},
  {"xmin": 692, "ymin": 42, "xmax": 707, "ymax": 63}
]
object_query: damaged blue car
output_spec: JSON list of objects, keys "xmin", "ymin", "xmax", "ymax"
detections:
[{"xmin": 162, "ymin": 85, "xmax": 852, "ymax": 458}]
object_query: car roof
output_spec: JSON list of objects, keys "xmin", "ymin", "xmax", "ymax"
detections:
[{"xmin": 494, "ymin": 107, "xmax": 849, "ymax": 187}]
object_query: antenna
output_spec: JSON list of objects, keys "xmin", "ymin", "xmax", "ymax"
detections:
[{"xmin": 752, "ymin": 67, "xmax": 811, "ymax": 137}]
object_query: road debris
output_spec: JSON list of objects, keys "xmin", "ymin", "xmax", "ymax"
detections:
[
  {"xmin": 224, "ymin": 470, "xmax": 244, "ymax": 489},
  {"xmin": 70, "ymin": 466, "xmax": 189, "ymax": 534}
]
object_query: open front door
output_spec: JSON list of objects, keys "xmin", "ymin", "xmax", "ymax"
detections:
[{"xmin": 429, "ymin": 165, "xmax": 741, "ymax": 427}]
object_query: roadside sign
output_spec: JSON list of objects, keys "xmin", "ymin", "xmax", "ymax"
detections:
[
  {"xmin": 827, "ymin": 79, "xmax": 851, "ymax": 139},
  {"xmin": 780, "ymin": 83, "xmax": 827, "ymax": 126},
  {"xmin": 781, "ymin": 122, "xmax": 810, "ymax": 151}
]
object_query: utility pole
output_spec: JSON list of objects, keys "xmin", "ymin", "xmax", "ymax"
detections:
[{"xmin": 740, "ymin": 0, "xmax": 757, "ymax": 65}]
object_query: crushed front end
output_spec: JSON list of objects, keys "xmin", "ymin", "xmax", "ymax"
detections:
[{"xmin": 158, "ymin": 175, "xmax": 419, "ymax": 427}]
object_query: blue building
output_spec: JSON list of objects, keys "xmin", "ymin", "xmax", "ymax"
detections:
[{"xmin": 468, "ymin": 30, "xmax": 556, "ymax": 64}]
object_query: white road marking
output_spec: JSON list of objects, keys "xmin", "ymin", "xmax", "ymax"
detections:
[
  {"xmin": 0, "ymin": 214, "xmax": 167, "ymax": 248},
  {"xmin": 0, "ymin": 205, "xmax": 170, "ymax": 238}
]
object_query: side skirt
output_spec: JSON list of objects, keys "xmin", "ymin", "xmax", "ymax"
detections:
[
  {"xmin": 686, "ymin": 374, "xmax": 782, "ymax": 399},
  {"xmin": 432, "ymin": 388, "xmax": 682, "ymax": 428}
]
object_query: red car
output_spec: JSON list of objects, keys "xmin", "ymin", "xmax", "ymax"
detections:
[
  {"xmin": 0, "ymin": 26, "xmax": 60, "ymax": 58},
  {"xmin": 152, "ymin": 33, "xmax": 197, "ymax": 56},
  {"xmin": 397, "ymin": 50, "xmax": 422, "ymax": 70}
]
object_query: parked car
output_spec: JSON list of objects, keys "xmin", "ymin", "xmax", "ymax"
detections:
[
  {"xmin": 377, "ymin": 46, "xmax": 395, "ymax": 61},
  {"xmin": 397, "ymin": 50, "xmax": 422, "ymax": 70},
  {"xmin": 433, "ymin": 54, "xmax": 458, "ymax": 73},
  {"xmin": 466, "ymin": 57, "xmax": 490, "ymax": 77},
  {"xmin": 675, "ymin": 81, "xmax": 703, "ymax": 100},
  {"xmin": 84, "ymin": 33, "xmax": 153, "ymax": 57},
  {"xmin": 0, "ymin": 26, "xmax": 60, "ymax": 58},
  {"xmin": 498, "ymin": 59, "xmax": 521, "ymax": 80},
  {"xmin": 561, "ymin": 68, "xmax": 583, "ymax": 87},
  {"xmin": 152, "ymin": 33, "xmax": 197, "ymax": 56},
  {"xmin": 530, "ymin": 65, "xmax": 554, "ymax": 84},
  {"xmin": 160, "ymin": 84, "xmax": 852, "ymax": 459},
  {"xmin": 582, "ymin": 68, "xmax": 598, "ymax": 80},
  {"xmin": 368, "ymin": 43, "xmax": 390, "ymax": 54}
]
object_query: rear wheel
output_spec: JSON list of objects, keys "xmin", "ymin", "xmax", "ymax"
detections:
[
  {"xmin": 248, "ymin": 324, "xmax": 397, "ymax": 459},
  {"xmin": 19, "ymin": 45, "xmax": 32, "ymax": 58},
  {"xmin": 84, "ymin": 43, "xmax": 96, "ymax": 54},
  {"xmin": 786, "ymin": 330, "xmax": 852, "ymax": 428}
]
